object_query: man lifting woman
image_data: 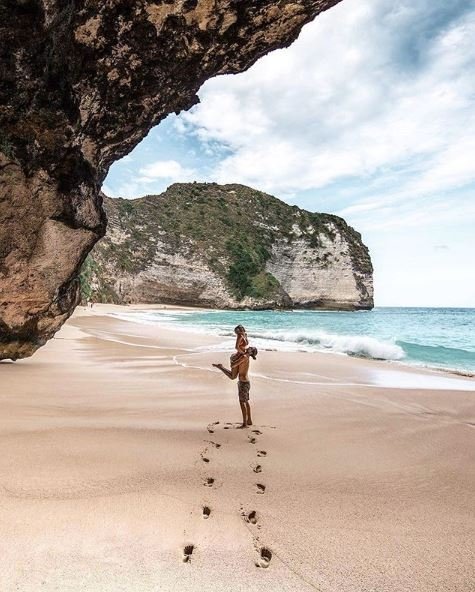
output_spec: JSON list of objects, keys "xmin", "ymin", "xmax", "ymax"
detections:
[{"xmin": 212, "ymin": 324, "xmax": 257, "ymax": 428}]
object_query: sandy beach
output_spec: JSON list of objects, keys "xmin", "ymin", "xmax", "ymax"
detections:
[{"xmin": 1, "ymin": 304, "xmax": 474, "ymax": 592}]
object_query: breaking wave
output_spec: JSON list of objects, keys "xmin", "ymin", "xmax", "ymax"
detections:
[{"xmin": 227, "ymin": 329, "xmax": 406, "ymax": 361}]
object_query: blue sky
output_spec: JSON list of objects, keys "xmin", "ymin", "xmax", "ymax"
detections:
[{"xmin": 103, "ymin": 0, "xmax": 475, "ymax": 308}]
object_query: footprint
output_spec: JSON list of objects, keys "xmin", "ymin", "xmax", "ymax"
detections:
[
  {"xmin": 207, "ymin": 421, "xmax": 220, "ymax": 433},
  {"xmin": 200, "ymin": 447, "xmax": 210, "ymax": 463},
  {"xmin": 253, "ymin": 464, "xmax": 262, "ymax": 474},
  {"xmin": 248, "ymin": 436, "xmax": 256, "ymax": 444},
  {"xmin": 252, "ymin": 430, "xmax": 263, "ymax": 435},
  {"xmin": 257, "ymin": 450, "xmax": 267, "ymax": 457},
  {"xmin": 202, "ymin": 506, "xmax": 211, "ymax": 519},
  {"xmin": 183, "ymin": 544, "xmax": 194, "ymax": 563},
  {"xmin": 245, "ymin": 510, "xmax": 258, "ymax": 525},
  {"xmin": 205, "ymin": 440, "xmax": 221, "ymax": 449},
  {"xmin": 255, "ymin": 547, "xmax": 272, "ymax": 568},
  {"xmin": 256, "ymin": 483, "xmax": 266, "ymax": 494},
  {"xmin": 204, "ymin": 477, "xmax": 215, "ymax": 487}
]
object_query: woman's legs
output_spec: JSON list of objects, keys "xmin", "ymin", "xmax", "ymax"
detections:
[{"xmin": 212, "ymin": 363, "xmax": 239, "ymax": 380}]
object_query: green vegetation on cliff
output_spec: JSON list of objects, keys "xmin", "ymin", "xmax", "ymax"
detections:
[{"xmin": 81, "ymin": 182, "xmax": 373, "ymax": 308}]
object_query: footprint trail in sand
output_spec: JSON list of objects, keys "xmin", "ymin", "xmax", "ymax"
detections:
[
  {"xmin": 242, "ymin": 426, "xmax": 274, "ymax": 568},
  {"xmin": 191, "ymin": 420, "xmax": 273, "ymax": 568}
]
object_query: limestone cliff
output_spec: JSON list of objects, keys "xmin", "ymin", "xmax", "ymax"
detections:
[
  {"xmin": 0, "ymin": 0, "xmax": 342, "ymax": 360},
  {"xmin": 83, "ymin": 184, "xmax": 373, "ymax": 310}
]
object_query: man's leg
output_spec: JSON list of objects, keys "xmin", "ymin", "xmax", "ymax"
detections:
[
  {"xmin": 245, "ymin": 402, "xmax": 252, "ymax": 426},
  {"xmin": 239, "ymin": 401, "xmax": 248, "ymax": 428}
]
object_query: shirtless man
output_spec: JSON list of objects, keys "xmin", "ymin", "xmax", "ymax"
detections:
[{"xmin": 212, "ymin": 325, "xmax": 256, "ymax": 428}]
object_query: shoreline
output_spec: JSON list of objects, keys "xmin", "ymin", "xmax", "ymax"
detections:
[{"xmin": 88, "ymin": 303, "xmax": 475, "ymax": 384}]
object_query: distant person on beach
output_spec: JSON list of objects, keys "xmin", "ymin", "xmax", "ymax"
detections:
[{"xmin": 212, "ymin": 325, "xmax": 257, "ymax": 428}]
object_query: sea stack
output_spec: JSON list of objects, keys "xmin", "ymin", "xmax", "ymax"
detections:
[{"xmin": 82, "ymin": 183, "xmax": 374, "ymax": 311}]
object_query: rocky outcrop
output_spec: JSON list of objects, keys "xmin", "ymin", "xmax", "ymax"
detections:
[
  {"xmin": 83, "ymin": 183, "xmax": 373, "ymax": 310},
  {"xmin": 0, "ymin": 0, "xmax": 343, "ymax": 359},
  {"xmin": 267, "ymin": 230, "xmax": 372, "ymax": 310}
]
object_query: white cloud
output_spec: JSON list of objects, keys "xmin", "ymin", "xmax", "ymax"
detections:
[
  {"xmin": 103, "ymin": 0, "xmax": 475, "ymax": 306},
  {"xmin": 104, "ymin": 159, "xmax": 200, "ymax": 198},
  {"xmin": 178, "ymin": 0, "xmax": 475, "ymax": 200},
  {"xmin": 139, "ymin": 159, "xmax": 195, "ymax": 182}
]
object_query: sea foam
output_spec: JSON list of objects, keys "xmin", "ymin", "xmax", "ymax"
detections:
[{"xmin": 248, "ymin": 329, "xmax": 405, "ymax": 360}]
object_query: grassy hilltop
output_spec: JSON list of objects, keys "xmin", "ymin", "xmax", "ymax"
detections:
[{"xmin": 81, "ymin": 182, "xmax": 373, "ymax": 309}]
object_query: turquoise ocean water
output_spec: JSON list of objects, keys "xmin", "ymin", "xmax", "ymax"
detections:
[{"xmin": 115, "ymin": 307, "xmax": 475, "ymax": 375}]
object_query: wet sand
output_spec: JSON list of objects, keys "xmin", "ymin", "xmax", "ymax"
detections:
[{"xmin": 0, "ymin": 305, "xmax": 474, "ymax": 591}]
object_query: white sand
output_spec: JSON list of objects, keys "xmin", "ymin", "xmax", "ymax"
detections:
[{"xmin": 0, "ymin": 305, "xmax": 473, "ymax": 591}]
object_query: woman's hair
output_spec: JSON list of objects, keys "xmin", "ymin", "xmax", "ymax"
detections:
[{"xmin": 234, "ymin": 324, "xmax": 246, "ymax": 334}]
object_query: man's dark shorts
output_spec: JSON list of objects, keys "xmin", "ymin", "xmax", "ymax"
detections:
[{"xmin": 238, "ymin": 380, "xmax": 250, "ymax": 402}]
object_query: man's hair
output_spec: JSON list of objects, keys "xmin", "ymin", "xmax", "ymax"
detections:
[{"xmin": 247, "ymin": 346, "xmax": 258, "ymax": 360}]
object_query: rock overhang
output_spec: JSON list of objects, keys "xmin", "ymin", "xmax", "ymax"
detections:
[{"xmin": 0, "ymin": 0, "xmax": 343, "ymax": 359}]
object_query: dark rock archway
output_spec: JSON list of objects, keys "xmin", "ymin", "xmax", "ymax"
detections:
[{"xmin": 0, "ymin": 0, "xmax": 342, "ymax": 359}]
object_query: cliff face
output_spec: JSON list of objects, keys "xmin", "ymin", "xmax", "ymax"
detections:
[
  {"xmin": 0, "ymin": 0, "xmax": 342, "ymax": 360},
  {"xmin": 83, "ymin": 183, "xmax": 373, "ymax": 310}
]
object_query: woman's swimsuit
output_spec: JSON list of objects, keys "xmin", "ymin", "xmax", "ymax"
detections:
[{"xmin": 230, "ymin": 334, "xmax": 248, "ymax": 367}]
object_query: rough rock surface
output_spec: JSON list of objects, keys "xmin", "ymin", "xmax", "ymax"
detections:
[
  {"xmin": 83, "ymin": 183, "xmax": 373, "ymax": 310},
  {"xmin": 0, "ymin": 0, "xmax": 342, "ymax": 359}
]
